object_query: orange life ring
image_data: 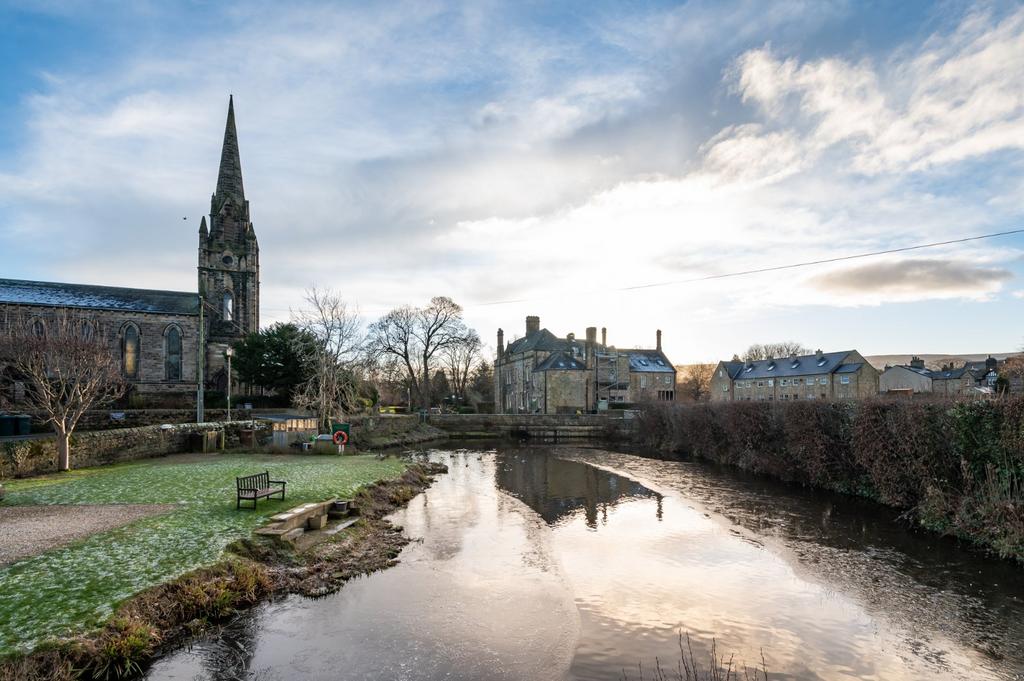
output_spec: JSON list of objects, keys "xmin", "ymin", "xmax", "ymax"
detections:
[{"xmin": 332, "ymin": 430, "xmax": 348, "ymax": 445}]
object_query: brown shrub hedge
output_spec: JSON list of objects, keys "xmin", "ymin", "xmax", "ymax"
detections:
[{"xmin": 637, "ymin": 398, "xmax": 1024, "ymax": 561}]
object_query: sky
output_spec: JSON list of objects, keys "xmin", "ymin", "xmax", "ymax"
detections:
[{"xmin": 0, "ymin": 0, "xmax": 1023, "ymax": 363}]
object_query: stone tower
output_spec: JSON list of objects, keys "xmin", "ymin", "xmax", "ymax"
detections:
[{"xmin": 198, "ymin": 96, "xmax": 260, "ymax": 384}]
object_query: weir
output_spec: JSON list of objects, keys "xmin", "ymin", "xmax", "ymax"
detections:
[{"xmin": 425, "ymin": 413, "xmax": 637, "ymax": 440}]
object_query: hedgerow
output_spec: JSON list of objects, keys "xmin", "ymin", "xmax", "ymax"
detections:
[{"xmin": 636, "ymin": 398, "xmax": 1024, "ymax": 562}]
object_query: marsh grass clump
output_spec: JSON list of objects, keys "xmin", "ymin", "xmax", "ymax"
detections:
[{"xmin": 621, "ymin": 633, "xmax": 768, "ymax": 681}]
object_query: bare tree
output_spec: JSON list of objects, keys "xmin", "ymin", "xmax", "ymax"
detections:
[
  {"xmin": 742, "ymin": 341, "xmax": 811, "ymax": 362},
  {"xmin": 677, "ymin": 363, "xmax": 716, "ymax": 402},
  {"xmin": 442, "ymin": 329, "xmax": 482, "ymax": 402},
  {"xmin": 290, "ymin": 287, "xmax": 363, "ymax": 431},
  {"xmin": 366, "ymin": 297, "xmax": 469, "ymax": 409},
  {"xmin": 0, "ymin": 308, "xmax": 126, "ymax": 471}
]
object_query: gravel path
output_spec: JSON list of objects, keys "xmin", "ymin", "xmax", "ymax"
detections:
[{"xmin": 0, "ymin": 504, "xmax": 179, "ymax": 566}]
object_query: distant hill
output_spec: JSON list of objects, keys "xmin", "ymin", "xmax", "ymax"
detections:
[{"xmin": 864, "ymin": 353, "xmax": 1023, "ymax": 370}]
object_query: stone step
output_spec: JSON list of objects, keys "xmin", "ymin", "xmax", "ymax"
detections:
[{"xmin": 281, "ymin": 527, "xmax": 304, "ymax": 542}]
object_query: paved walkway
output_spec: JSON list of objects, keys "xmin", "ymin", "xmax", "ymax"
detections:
[{"xmin": 0, "ymin": 504, "xmax": 178, "ymax": 566}]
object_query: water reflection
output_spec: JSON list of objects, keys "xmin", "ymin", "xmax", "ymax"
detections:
[
  {"xmin": 495, "ymin": 452, "xmax": 659, "ymax": 528},
  {"xmin": 146, "ymin": 446, "xmax": 1024, "ymax": 681}
]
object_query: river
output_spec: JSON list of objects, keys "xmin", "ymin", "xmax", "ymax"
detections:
[{"xmin": 146, "ymin": 444, "xmax": 1024, "ymax": 680}]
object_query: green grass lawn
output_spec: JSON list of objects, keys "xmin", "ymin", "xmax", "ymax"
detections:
[{"xmin": 0, "ymin": 452, "xmax": 409, "ymax": 654}]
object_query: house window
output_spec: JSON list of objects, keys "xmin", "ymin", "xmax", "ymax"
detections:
[
  {"xmin": 165, "ymin": 326, "xmax": 182, "ymax": 381},
  {"xmin": 840, "ymin": 376, "xmax": 851, "ymax": 384},
  {"xmin": 781, "ymin": 379, "xmax": 788, "ymax": 386},
  {"xmin": 757, "ymin": 381, "xmax": 764, "ymax": 387},
  {"xmin": 819, "ymin": 377, "xmax": 828, "ymax": 385},
  {"xmin": 767, "ymin": 379, "xmax": 774, "ymax": 387},
  {"xmin": 123, "ymin": 325, "xmax": 140, "ymax": 379},
  {"xmin": 640, "ymin": 375, "xmax": 647, "ymax": 388},
  {"xmin": 722, "ymin": 384, "xmax": 729, "ymax": 392}
]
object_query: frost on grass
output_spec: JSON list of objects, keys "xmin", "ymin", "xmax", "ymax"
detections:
[{"xmin": 0, "ymin": 454, "xmax": 408, "ymax": 653}]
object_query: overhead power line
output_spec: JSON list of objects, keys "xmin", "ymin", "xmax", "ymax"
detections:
[{"xmin": 475, "ymin": 228, "xmax": 1024, "ymax": 307}]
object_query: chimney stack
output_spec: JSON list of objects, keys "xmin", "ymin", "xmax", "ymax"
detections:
[
  {"xmin": 586, "ymin": 327, "xmax": 597, "ymax": 366},
  {"xmin": 601, "ymin": 327, "xmax": 607, "ymax": 346},
  {"xmin": 910, "ymin": 356, "xmax": 925, "ymax": 369},
  {"xmin": 526, "ymin": 316, "xmax": 540, "ymax": 335},
  {"xmin": 656, "ymin": 329, "xmax": 662, "ymax": 351},
  {"xmin": 497, "ymin": 328, "xmax": 504, "ymax": 360}
]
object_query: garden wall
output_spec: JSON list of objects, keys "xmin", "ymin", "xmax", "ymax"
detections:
[
  {"xmin": 0, "ymin": 421, "xmax": 270, "ymax": 479},
  {"xmin": 636, "ymin": 399, "xmax": 1024, "ymax": 561}
]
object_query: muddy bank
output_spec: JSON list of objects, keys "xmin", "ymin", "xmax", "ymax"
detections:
[{"xmin": 0, "ymin": 462, "xmax": 447, "ymax": 681}]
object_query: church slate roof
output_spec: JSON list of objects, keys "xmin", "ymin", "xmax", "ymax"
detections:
[{"xmin": 0, "ymin": 279, "xmax": 200, "ymax": 315}]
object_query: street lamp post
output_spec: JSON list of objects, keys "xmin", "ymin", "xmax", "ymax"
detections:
[{"xmin": 225, "ymin": 346, "xmax": 234, "ymax": 422}]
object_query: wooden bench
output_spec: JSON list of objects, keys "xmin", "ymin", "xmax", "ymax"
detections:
[{"xmin": 236, "ymin": 471, "xmax": 286, "ymax": 510}]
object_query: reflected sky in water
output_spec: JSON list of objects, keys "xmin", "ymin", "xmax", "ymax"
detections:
[{"xmin": 147, "ymin": 445, "xmax": 1024, "ymax": 681}]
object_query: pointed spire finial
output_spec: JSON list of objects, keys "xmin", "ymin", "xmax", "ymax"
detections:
[
  {"xmin": 199, "ymin": 215, "xmax": 208, "ymax": 236},
  {"xmin": 214, "ymin": 95, "xmax": 244, "ymax": 206}
]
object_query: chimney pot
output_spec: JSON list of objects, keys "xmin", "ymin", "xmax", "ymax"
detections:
[{"xmin": 656, "ymin": 329, "xmax": 662, "ymax": 351}]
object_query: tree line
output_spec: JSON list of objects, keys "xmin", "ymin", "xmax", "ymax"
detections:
[{"xmin": 231, "ymin": 288, "xmax": 493, "ymax": 429}]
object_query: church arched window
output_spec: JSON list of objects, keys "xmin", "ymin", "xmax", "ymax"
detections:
[
  {"xmin": 164, "ymin": 325, "xmax": 182, "ymax": 381},
  {"xmin": 122, "ymin": 324, "xmax": 140, "ymax": 379},
  {"xmin": 30, "ymin": 318, "xmax": 45, "ymax": 338},
  {"xmin": 223, "ymin": 292, "xmax": 234, "ymax": 322}
]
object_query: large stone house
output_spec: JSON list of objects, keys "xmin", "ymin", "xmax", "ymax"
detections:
[
  {"xmin": 710, "ymin": 349, "xmax": 879, "ymax": 402},
  {"xmin": 0, "ymin": 97, "xmax": 260, "ymax": 404},
  {"xmin": 494, "ymin": 316, "xmax": 676, "ymax": 414}
]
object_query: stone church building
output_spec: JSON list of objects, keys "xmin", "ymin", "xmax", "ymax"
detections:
[{"xmin": 0, "ymin": 97, "xmax": 260, "ymax": 404}]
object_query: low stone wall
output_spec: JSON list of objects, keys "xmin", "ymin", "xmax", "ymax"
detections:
[
  {"xmin": 20, "ymin": 409, "xmax": 259, "ymax": 433},
  {"xmin": 0, "ymin": 421, "xmax": 271, "ymax": 479}
]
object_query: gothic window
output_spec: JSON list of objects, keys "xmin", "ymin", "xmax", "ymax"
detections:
[
  {"xmin": 79, "ymin": 320, "xmax": 94, "ymax": 341},
  {"xmin": 30, "ymin": 318, "xmax": 45, "ymax": 338},
  {"xmin": 165, "ymin": 325, "xmax": 182, "ymax": 381},
  {"xmin": 122, "ymin": 324, "xmax": 140, "ymax": 379},
  {"xmin": 223, "ymin": 292, "xmax": 234, "ymax": 322}
]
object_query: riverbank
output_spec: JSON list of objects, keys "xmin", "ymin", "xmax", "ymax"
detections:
[
  {"xmin": 636, "ymin": 399, "xmax": 1024, "ymax": 563},
  {"xmin": 0, "ymin": 461, "xmax": 447, "ymax": 681}
]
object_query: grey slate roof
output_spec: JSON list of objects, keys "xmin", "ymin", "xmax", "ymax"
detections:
[
  {"xmin": 719, "ymin": 361, "xmax": 745, "ymax": 379},
  {"xmin": 504, "ymin": 328, "xmax": 565, "ymax": 355},
  {"xmin": 733, "ymin": 351, "xmax": 855, "ymax": 379},
  {"xmin": 0, "ymin": 279, "xmax": 200, "ymax": 315},
  {"xmin": 834, "ymin": 363, "xmax": 864, "ymax": 374},
  {"xmin": 533, "ymin": 351, "xmax": 587, "ymax": 372},
  {"xmin": 627, "ymin": 350, "xmax": 675, "ymax": 373}
]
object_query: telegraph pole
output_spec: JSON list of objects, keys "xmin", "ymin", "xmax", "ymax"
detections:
[{"xmin": 197, "ymin": 296, "xmax": 205, "ymax": 423}]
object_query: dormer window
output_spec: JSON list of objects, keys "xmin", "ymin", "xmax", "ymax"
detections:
[{"xmin": 791, "ymin": 361, "xmax": 800, "ymax": 369}]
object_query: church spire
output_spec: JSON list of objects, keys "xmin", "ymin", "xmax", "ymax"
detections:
[{"xmin": 214, "ymin": 95, "xmax": 244, "ymax": 206}]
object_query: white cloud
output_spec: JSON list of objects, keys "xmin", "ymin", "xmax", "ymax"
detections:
[{"xmin": 729, "ymin": 7, "xmax": 1024, "ymax": 174}]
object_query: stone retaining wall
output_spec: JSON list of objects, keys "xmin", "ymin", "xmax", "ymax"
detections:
[
  {"xmin": 20, "ymin": 409, "xmax": 257, "ymax": 433},
  {"xmin": 0, "ymin": 421, "xmax": 270, "ymax": 479}
]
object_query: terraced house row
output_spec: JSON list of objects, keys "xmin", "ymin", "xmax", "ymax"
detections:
[{"xmin": 710, "ymin": 350, "xmax": 880, "ymax": 402}]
